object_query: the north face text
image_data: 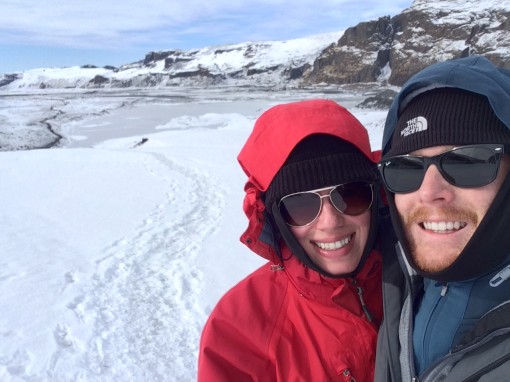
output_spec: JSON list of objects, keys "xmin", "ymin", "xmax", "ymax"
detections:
[{"xmin": 401, "ymin": 116, "xmax": 428, "ymax": 137}]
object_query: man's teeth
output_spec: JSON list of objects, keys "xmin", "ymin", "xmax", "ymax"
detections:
[
  {"xmin": 315, "ymin": 236, "xmax": 352, "ymax": 250},
  {"xmin": 422, "ymin": 221, "xmax": 467, "ymax": 232}
]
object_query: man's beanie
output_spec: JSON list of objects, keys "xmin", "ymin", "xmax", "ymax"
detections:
[
  {"xmin": 264, "ymin": 134, "xmax": 377, "ymax": 210},
  {"xmin": 386, "ymin": 87, "xmax": 510, "ymax": 157}
]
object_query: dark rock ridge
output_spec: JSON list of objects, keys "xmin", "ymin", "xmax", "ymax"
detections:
[
  {"xmin": 305, "ymin": 1, "xmax": 510, "ymax": 86},
  {"xmin": 0, "ymin": 73, "xmax": 21, "ymax": 87},
  {"xmin": 305, "ymin": 17, "xmax": 394, "ymax": 85}
]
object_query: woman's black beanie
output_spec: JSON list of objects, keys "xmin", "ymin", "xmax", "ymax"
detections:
[{"xmin": 265, "ymin": 134, "xmax": 377, "ymax": 211}]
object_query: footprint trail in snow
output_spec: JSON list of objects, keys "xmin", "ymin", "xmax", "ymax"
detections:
[{"xmin": 51, "ymin": 152, "xmax": 226, "ymax": 381}]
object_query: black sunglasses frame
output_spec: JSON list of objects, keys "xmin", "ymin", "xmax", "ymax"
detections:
[
  {"xmin": 277, "ymin": 181, "xmax": 374, "ymax": 227},
  {"xmin": 378, "ymin": 144, "xmax": 505, "ymax": 194}
]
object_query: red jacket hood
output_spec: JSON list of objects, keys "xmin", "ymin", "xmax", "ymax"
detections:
[{"xmin": 237, "ymin": 99, "xmax": 380, "ymax": 262}]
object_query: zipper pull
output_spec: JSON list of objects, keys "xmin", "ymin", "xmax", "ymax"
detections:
[
  {"xmin": 490, "ymin": 264, "xmax": 510, "ymax": 287},
  {"xmin": 353, "ymin": 279, "xmax": 373, "ymax": 322},
  {"xmin": 341, "ymin": 368, "xmax": 356, "ymax": 381},
  {"xmin": 440, "ymin": 283, "xmax": 448, "ymax": 296}
]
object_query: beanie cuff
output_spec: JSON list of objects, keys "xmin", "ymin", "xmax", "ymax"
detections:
[{"xmin": 265, "ymin": 151, "xmax": 377, "ymax": 209}]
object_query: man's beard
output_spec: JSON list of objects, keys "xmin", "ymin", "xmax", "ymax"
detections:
[{"xmin": 402, "ymin": 206, "xmax": 478, "ymax": 273}]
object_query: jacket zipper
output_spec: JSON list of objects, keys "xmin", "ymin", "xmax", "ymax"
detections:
[
  {"xmin": 417, "ymin": 327, "xmax": 510, "ymax": 381},
  {"xmin": 414, "ymin": 281, "xmax": 448, "ymax": 380},
  {"xmin": 352, "ymin": 278, "xmax": 373, "ymax": 322},
  {"xmin": 340, "ymin": 368, "xmax": 356, "ymax": 381},
  {"xmin": 461, "ymin": 351, "xmax": 510, "ymax": 382}
]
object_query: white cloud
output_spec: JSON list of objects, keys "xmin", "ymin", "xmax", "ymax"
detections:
[{"xmin": 0, "ymin": 0, "xmax": 412, "ymax": 49}]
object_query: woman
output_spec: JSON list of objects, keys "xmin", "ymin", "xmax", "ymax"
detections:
[{"xmin": 198, "ymin": 99, "xmax": 383, "ymax": 381}]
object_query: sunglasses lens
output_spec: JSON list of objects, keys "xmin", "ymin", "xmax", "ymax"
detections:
[
  {"xmin": 279, "ymin": 192, "xmax": 321, "ymax": 227},
  {"xmin": 441, "ymin": 146, "xmax": 500, "ymax": 187},
  {"xmin": 331, "ymin": 182, "xmax": 373, "ymax": 215},
  {"xmin": 381, "ymin": 145, "xmax": 503, "ymax": 193},
  {"xmin": 278, "ymin": 182, "xmax": 373, "ymax": 227},
  {"xmin": 381, "ymin": 157, "xmax": 425, "ymax": 193}
]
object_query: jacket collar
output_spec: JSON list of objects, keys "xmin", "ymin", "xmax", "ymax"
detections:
[{"xmin": 281, "ymin": 247, "xmax": 381, "ymax": 314}]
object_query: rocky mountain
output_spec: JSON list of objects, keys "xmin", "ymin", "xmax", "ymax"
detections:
[
  {"xmin": 1, "ymin": 0, "xmax": 509, "ymax": 90},
  {"xmin": 305, "ymin": 0, "xmax": 510, "ymax": 86}
]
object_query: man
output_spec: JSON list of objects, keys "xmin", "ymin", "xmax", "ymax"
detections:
[{"xmin": 375, "ymin": 55, "xmax": 510, "ymax": 381}]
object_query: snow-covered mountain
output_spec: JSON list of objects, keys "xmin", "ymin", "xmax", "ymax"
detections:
[
  {"xmin": 0, "ymin": 33, "xmax": 343, "ymax": 90},
  {"xmin": 1, "ymin": 0, "xmax": 509, "ymax": 90}
]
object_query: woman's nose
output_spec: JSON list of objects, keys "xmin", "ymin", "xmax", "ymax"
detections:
[{"xmin": 315, "ymin": 196, "xmax": 345, "ymax": 228}]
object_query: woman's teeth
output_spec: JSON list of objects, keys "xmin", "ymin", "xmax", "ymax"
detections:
[{"xmin": 315, "ymin": 235, "xmax": 352, "ymax": 250}]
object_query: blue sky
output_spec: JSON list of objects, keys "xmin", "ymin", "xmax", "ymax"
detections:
[{"xmin": 0, "ymin": 0, "xmax": 413, "ymax": 74}]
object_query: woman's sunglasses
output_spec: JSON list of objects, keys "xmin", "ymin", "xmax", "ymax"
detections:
[
  {"xmin": 378, "ymin": 144, "xmax": 505, "ymax": 194},
  {"xmin": 277, "ymin": 181, "xmax": 374, "ymax": 227}
]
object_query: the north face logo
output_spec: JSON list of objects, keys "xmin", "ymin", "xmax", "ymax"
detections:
[{"xmin": 401, "ymin": 116, "xmax": 428, "ymax": 137}]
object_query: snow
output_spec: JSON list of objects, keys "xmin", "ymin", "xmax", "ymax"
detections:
[
  {"xmin": 411, "ymin": 0, "xmax": 510, "ymax": 13},
  {"xmin": 2, "ymin": 31, "xmax": 344, "ymax": 90},
  {"xmin": 192, "ymin": 32, "xmax": 344, "ymax": 69},
  {"xmin": 0, "ymin": 87, "xmax": 386, "ymax": 381},
  {"xmin": 408, "ymin": 0, "xmax": 510, "ymax": 28}
]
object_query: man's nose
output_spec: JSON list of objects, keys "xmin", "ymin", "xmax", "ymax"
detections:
[{"xmin": 417, "ymin": 164, "xmax": 455, "ymax": 204}]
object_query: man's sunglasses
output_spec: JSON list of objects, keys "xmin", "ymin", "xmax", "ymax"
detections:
[
  {"xmin": 378, "ymin": 144, "xmax": 505, "ymax": 194},
  {"xmin": 277, "ymin": 181, "xmax": 373, "ymax": 227}
]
